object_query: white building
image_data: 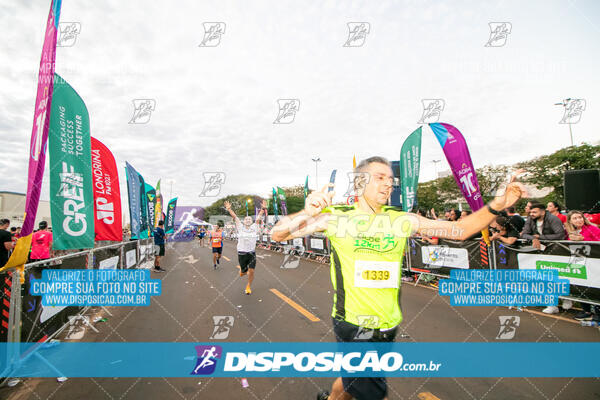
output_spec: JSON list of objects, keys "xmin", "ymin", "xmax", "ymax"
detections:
[{"xmin": 0, "ymin": 191, "xmax": 51, "ymax": 228}]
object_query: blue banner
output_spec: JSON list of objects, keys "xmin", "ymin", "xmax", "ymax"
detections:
[
  {"xmin": 125, "ymin": 162, "xmax": 141, "ymax": 239},
  {"xmin": 439, "ymin": 269, "xmax": 570, "ymax": 307},
  {"xmin": 29, "ymin": 269, "xmax": 161, "ymax": 307},
  {"xmin": 138, "ymin": 172, "xmax": 149, "ymax": 239},
  {"xmin": 2, "ymin": 342, "xmax": 598, "ymax": 378}
]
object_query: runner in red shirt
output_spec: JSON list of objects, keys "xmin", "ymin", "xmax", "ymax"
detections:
[{"xmin": 30, "ymin": 221, "xmax": 53, "ymax": 261}]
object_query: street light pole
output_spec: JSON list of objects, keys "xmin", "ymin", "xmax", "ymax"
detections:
[
  {"xmin": 431, "ymin": 159, "xmax": 441, "ymax": 179},
  {"xmin": 568, "ymin": 123, "xmax": 573, "ymax": 147},
  {"xmin": 312, "ymin": 157, "xmax": 321, "ymax": 189}
]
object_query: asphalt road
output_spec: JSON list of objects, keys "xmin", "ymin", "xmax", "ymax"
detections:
[{"xmin": 3, "ymin": 240, "xmax": 599, "ymax": 400}]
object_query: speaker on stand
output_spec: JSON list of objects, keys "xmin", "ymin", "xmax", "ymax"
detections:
[{"xmin": 564, "ymin": 169, "xmax": 600, "ymax": 213}]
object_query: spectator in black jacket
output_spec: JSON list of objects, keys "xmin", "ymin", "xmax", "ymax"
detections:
[{"xmin": 521, "ymin": 202, "xmax": 566, "ymax": 249}]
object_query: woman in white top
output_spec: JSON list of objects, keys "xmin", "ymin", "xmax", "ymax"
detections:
[{"xmin": 224, "ymin": 200, "xmax": 266, "ymax": 294}]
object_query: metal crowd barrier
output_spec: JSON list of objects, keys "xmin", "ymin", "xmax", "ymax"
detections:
[
  {"xmin": 493, "ymin": 239, "xmax": 600, "ymax": 307},
  {"xmin": 407, "ymin": 238, "xmax": 600, "ymax": 307},
  {"xmin": 0, "ymin": 238, "xmax": 153, "ymax": 384},
  {"xmin": 256, "ymin": 233, "xmax": 331, "ymax": 264},
  {"xmin": 407, "ymin": 237, "xmax": 490, "ymax": 279}
]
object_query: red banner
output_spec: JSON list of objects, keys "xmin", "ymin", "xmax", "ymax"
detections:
[{"xmin": 91, "ymin": 137, "xmax": 122, "ymax": 241}]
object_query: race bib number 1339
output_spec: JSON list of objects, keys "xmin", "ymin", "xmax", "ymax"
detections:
[{"xmin": 354, "ymin": 260, "xmax": 400, "ymax": 289}]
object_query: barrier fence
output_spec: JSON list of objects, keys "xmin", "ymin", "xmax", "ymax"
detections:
[
  {"xmin": 406, "ymin": 238, "xmax": 600, "ymax": 306},
  {"xmin": 493, "ymin": 240, "xmax": 600, "ymax": 306},
  {"xmin": 407, "ymin": 238, "xmax": 490, "ymax": 277},
  {"xmin": 255, "ymin": 233, "xmax": 330, "ymax": 263},
  {"xmin": 0, "ymin": 238, "xmax": 153, "ymax": 382}
]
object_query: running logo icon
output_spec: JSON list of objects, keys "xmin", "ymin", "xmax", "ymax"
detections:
[
  {"xmin": 191, "ymin": 345, "xmax": 222, "ymax": 375},
  {"xmin": 58, "ymin": 163, "xmax": 83, "ymax": 198},
  {"xmin": 418, "ymin": 99, "xmax": 445, "ymax": 124},
  {"xmin": 343, "ymin": 22, "xmax": 370, "ymax": 47},
  {"xmin": 281, "ymin": 245, "xmax": 301, "ymax": 269},
  {"xmin": 567, "ymin": 244, "xmax": 589, "ymax": 277},
  {"xmin": 57, "ymin": 22, "xmax": 81, "ymax": 47},
  {"xmin": 273, "ymin": 99, "xmax": 300, "ymax": 124},
  {"xmin": 344, "ymin": 172, "xmax": 370, "ymax": 197},
  {"xmin": 496, "ymin": 316, "xmax": 520, "ymax": 340},
  {"xmin": 559, "ymin": 99, "xmax": 586, "ymax": 124},
  {"xmin": 199, "ymin": 172, "xmax": 226, "ymax": 197},
  {"xmin": 199, "ymin": 22, "xmax": 226, "ymax": 47},
  {"xmin": 129, "ymin": 99, "xmax": 156, "ymax": 124},
  {"xmin": 354, "ymin": 315, "xmax": 379, "ymax": 340},
  {"xmin": 210, "ymin": 316, "xmax": 234, "ymax": 339},
  {"xmin": 485, "ymin": 22, "xmax": 512, "ymax": 47}
]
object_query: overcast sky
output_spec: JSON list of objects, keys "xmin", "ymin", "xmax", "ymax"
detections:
[{"xmin": 1, "ymin": 0, "xmax": 599, "ymax": 219}]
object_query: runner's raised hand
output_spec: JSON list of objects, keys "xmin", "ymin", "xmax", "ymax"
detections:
[
  {"xmin": 304, "ymin": 184, "xmax": 334, "ymax": 217},
  {"xmin": 492, "ymin": 169, "xmax": 527, "ymax": 210}
]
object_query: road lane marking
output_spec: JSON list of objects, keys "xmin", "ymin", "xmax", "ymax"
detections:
[
  {"xmin": 223, "ymin": 256, "xmax": 231, "ymax": 262},
  {"xmin": 270, "ymin": 289, "xmax": 320, "ymax": 322},
  {"xmin": 418, "ymin": 392, "xmax": 441, "ymax": 400}
]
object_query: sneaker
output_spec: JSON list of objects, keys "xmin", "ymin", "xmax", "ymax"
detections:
[
  {"xmin": 153, "ymin": 268, "xmax": 164, "ymax": 273},
  {"xmin": 217, "ymin": 258, "xmax": 220, "ymax": 265},
  {"xmin": 574, "ymin": 311, "xmax": 593, "ymax": 321},
  {"xmin": 245, "ymin": 285, "xmax": 252, "ymax": 295},
  {"xmin": 214, "ymin": 264, "xmax": 217, "ymax": 270},
  {"xmin": 316, "ymin": 390, "xmax": 330, "ymax": 400},
  {"xmin": 542, "ymin": 306, "xmax": 559, "ymax": 314},
  {"xmin": 561, "ymin": 299, "xmax": 573, "ymax": 310}
]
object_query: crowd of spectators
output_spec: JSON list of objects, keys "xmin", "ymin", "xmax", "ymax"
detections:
[
  {"xmin": 0, "ymin": 220, "xmax": 55, "ymax": 269},
  {"xmin": 423, "ymin": 201, "xmax": 600, "ymax": 321}
]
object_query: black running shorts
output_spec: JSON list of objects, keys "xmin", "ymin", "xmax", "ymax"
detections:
[
  {"xmin": 332, "ymin": 317, "xmax": 398, "ymax": 400},
  {"xmin": 238, "ymin": 252, "xmax": 256, "ymax": 273}
]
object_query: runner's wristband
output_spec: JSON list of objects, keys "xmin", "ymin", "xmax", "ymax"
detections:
[{"xmin": 486, "ymin": 204, "xmax": 502, "ymax": 215}]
